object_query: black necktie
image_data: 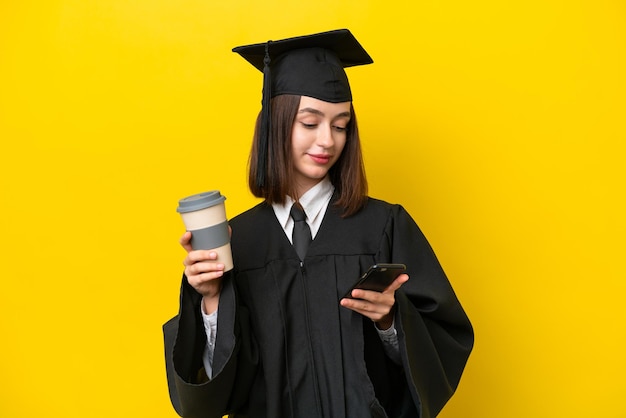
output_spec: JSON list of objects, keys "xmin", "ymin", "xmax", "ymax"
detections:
[{"xmin": 290, "ymin": 203, "xmax": 312, "ymax": 261}]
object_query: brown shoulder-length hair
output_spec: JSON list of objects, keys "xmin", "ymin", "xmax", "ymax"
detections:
[{"xmin": 248, "ymin": 94, "xmax": 368, "ymax": 217}]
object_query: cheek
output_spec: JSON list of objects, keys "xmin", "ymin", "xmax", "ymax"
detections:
[
  {"xmin": 335, "ymin": 135, "xmax": 347, "ymax": 155},
  {"xmin": 290, "ymin": 126, "xmax": 308, "ymax": 151}
]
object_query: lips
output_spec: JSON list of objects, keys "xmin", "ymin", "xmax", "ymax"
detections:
[{"xmin": 309, "ymin": 154, "xmax": 332, "ymax": 164}]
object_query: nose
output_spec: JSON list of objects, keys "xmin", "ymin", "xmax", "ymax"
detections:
[{"xmin": 316, "ymin": 124, "xmax": 334, "ymax": 148}]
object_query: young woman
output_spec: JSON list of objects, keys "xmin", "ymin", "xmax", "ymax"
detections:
[{"xmin": 164, "ymin": 29, "xmax": 473, "ymax": 418}]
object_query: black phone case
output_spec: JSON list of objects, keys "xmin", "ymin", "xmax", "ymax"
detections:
[{"xmin": 344, "ymin": 263, "xmax": 406, "ymax": 298}]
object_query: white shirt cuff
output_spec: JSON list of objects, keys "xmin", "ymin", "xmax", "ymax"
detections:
[
  {"xmin": 375, "ymin": 319, "xmax": 401, "ymax": 364},
  {"xmin": 200, "ymin": 299, "xmax": 219, "ymax": 378}
]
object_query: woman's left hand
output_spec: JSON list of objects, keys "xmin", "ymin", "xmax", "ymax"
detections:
[{"xmin": 340, "ymin": 274, "xmax": 409, "ymax": 330}]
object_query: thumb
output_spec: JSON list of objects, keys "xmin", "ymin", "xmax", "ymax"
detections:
[
  {"xmin": 384, "ymin": 273, "xmax": 409, "ymax": 294},
  {"xmin": 180, "ymin": 231, "xmax": 193, "ymax": 253}
]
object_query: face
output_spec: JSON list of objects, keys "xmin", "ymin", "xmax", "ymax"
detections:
[{"xmin": 290, "ymin": 96, "xmax": 351, "ymax": 195}]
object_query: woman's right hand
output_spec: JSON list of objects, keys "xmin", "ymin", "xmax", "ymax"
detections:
[{"xmin": 180, "ymin": 231, "xmax": 224, "ymax": 314}]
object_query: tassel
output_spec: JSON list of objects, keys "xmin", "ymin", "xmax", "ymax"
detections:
[{"xmin": 256, "ymin": 41, "xmax": 272, "ymax": 189}]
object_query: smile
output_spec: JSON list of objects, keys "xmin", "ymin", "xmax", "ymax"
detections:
[{"xmin": 308, "ymin": 154, "xmax": 332, "ymax": 164}]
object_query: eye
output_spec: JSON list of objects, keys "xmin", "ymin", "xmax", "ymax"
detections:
[
  {"xmin": 333, "ymin": 125, "xmax": 348, "ymax": 132},
  {"xmin": 300, "ymin": 122, "xmax": 317, "ymax": 129}
]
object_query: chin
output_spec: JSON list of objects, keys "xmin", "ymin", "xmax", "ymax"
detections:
[{"xmin": 306, "ymin": 170, "xmax": 329, "ymax": 180}]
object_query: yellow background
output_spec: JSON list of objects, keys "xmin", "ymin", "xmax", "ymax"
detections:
[{"xmin": 1, "ymin": 1, "xmax": 625, "ymax": 417}]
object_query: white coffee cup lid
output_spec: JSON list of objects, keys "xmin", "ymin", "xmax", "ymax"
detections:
[{"xmin": 177, "ymin": 190, "xmax": 226, "ymax": 213}]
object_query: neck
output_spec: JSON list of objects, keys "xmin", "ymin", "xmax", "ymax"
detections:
[{"xmin": 293, "ymin": 177, "xmax": 324, "ymax": 201}]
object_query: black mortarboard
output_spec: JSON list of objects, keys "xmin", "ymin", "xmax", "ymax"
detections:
[{"xmin": 232, "ymin": 29, "xmax": 373, "ymax": 188}]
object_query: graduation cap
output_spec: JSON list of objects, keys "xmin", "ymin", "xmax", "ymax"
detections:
[{"xmin": 233, "ymin": 29, "xmax": 373, "ymax": 188}]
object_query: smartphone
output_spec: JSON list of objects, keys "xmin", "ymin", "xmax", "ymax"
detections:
[{"xmin": 344, "ymin": 263, "xmax": 407, "ymax": 299}]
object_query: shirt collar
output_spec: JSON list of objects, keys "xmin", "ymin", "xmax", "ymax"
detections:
[{"xmin": 273, "ymin": 177, "xmax": 335, "ymax": 228}]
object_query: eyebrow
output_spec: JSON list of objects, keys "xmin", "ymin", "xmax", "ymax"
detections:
[{"xmin": 298, "ymin": 107, "xmax": 351, "ymax": 119}]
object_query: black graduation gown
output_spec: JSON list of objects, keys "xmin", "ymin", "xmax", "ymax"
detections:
[{"xmin": 163, "ymin": 197, "xmax": 473, "ymax": 418}]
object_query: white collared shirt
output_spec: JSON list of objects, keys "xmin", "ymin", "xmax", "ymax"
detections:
[{"xmin": 271, "ymin": 176, "xmax": 335, "ymax": 243}]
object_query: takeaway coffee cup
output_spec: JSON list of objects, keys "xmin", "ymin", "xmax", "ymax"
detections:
[{"xmin": 177, "ymin": 190, "xmax": 233, "ymax": 272}]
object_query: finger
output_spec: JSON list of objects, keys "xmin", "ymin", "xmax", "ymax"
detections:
[
  {"xmin": 349, "ymin": 287, "xmax": 393, "ymax": 303},
  {"xmin": 180, "ymin": 231, "xmax": 193, "ymax": 252},
  {"xmin": 188, "ymin": 269, "xmax": 224, "ymax": 284},
  {"xmin": 184, "ymin": 250, "xmax": 219, "ymax": 266},
  {"xmin": 186, "ymin": 259, "xmax": 225, "ymax": 276},
  {"xmin": 341, "ymin": 297, "xmax": 385, "ymax": 315},
  {"xmin": 340, "ymin": 298, "xmax": 387, "ymax": 322},
  {"xmin": 187, "ymin": 271, "xmax": 224, "ymax": 298},
  {"xmin": 382, "ymin": 273, "xmax": 409, "ymax": 294},
  {"xmin": 347, "ymin": 287, "xmax": 374, "ymax": 301}
]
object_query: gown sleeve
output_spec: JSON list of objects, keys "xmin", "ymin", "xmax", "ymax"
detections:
[
  {"xmin": 380, "ymin": 205, "xmax": 474, "ymax": 418},
  {"xmin": 163, "ymin": 270, "xmax": 258, "ymax": 418}
]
